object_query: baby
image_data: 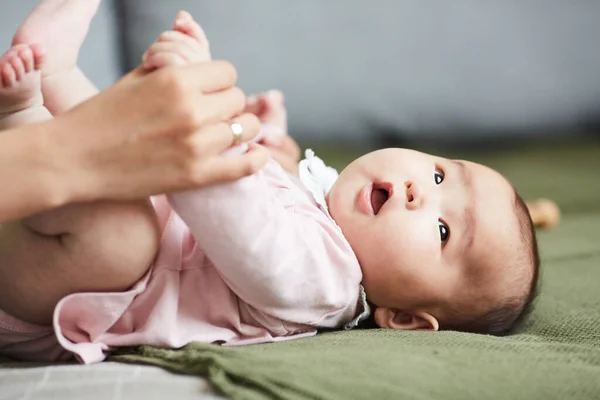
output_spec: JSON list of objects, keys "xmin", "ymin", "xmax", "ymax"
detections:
[{"xmin": 0, "ymin": 1, "xmax": 539, "ymax": 364}]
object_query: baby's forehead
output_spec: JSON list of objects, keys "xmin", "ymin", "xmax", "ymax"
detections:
[{"xmin": 412, "ymin": 149, "xmax": 447, "ymax": 161}]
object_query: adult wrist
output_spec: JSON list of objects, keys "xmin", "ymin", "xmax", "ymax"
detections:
[
  {"xmin": 27, "ymin": 119, "xmax": 77, "ymax": 209},
  {"xmin": 0, "ymin": 120, "xmax": 76, "ymax": 222}
]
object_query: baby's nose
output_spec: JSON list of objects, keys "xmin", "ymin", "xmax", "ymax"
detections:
[{"xmin": 405, "ymin": 180, "xmax": 424, "ymax": 210}]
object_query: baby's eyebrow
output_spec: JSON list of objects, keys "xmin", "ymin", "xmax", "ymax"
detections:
[{"xmin": 454, "ymin": 161, "xmax": 476, "ymax": 255}]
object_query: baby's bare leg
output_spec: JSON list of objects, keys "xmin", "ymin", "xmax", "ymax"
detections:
[
  {"xmin": 0, "ymin": 6, "xmax": 210, "ymax": 325},
  {"xmin": 0, "ymin": 45, "xmax": 159, "ymax": 326},
  {"xmin": 0, "ymin": 44, "xmax": 50, "ymax": 128},
  {"xmin": 0, "ymin": 201, "xmax": 160, "ymax": 325},
  {"xmin": 12, "ymin": 0, "xmax": 102, "ymax": 115}
]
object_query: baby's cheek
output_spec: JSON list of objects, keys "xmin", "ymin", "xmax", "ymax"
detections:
[
  {"xmin": 394, "ymin": 211, "xmax": 433, "ymax": 245},
  {"xmin": 388, "ymin": 215, "xmax": 437, "ymax": 262}
]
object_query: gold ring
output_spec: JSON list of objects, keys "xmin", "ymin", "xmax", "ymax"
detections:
[{"xmin": 230, "ymin": 122, "xmax": 243, "ymax": 146}]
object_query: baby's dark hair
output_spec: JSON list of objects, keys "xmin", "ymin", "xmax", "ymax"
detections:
[{"xmin": 442, "ymin": 191, "xmax": 540, "ymax": 336}]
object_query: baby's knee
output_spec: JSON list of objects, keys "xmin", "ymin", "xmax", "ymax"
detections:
[
  {"xmin": 0, "ymin": 200, "xmax": 160, "ymax": 325},
  {"xmin": 65, "ymin": 199, "xmax": 161, "ymax": 290}
]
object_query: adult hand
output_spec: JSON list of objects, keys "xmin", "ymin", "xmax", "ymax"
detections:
[{"xmin": 49, "ymin": 61, "xmax": 269, "ymax": 203}]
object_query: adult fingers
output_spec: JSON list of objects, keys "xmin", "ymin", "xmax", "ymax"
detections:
[
  {"xmin": 173, "ymin": 60, "xmax": 238, "ymax": 93},
  {"xmin": 191, "ymin": 112, "xmax": 261, "ymax": 154},
  {"xmin": 144, "ymin": 51, "xmax": 187, "ymax": 69},
  {"xmin": 192, "ymin": 143, "xmax": 269, "ymax": 186},
  {"xmin": 190, "ymin": 86, "xmax": 247, "ymax": 125},
  {"xmin": 149, "ymin": 61, "xmax": 239, "ymax": 106}
]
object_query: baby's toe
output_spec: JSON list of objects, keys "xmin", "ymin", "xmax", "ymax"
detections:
[
  {"xmin": 18, "ymin": 46, "xmax": 34, "ymax": 72},
  {"xmin": 1, "ymin": 63, "xmax": 16, "ymax": 87},
  {"xmin": 174, "ymin": 12, "xmax": 208, "ymax": 44},
  {"xmin": 29, "ymin": 44, "xmax": 46, "ymax": 71},
  {"xmin": 9, "ymin": 56, "xmax": 25, "ymax": 81}
]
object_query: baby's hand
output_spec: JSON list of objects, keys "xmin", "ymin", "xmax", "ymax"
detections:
[
  {"xmin": 246, "ymin": 90, "xmax": 287, "ymax": 144},
  {"xmin": 246, "ymin": 90, "xmax": 300, "ymax": 175},
  {"xmin": 142, "ymin": 11, "xmax": 210, "ymax": 70}
]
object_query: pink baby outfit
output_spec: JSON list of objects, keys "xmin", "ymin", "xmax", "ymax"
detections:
[{"xmin": 0, "ymin": 151, "xmax": 369, "ymax": 363}]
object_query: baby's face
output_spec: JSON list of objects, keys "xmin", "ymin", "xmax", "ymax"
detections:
[{"xmin": 327, "ymin": 148, "xmax": 519, "ymax": 328}]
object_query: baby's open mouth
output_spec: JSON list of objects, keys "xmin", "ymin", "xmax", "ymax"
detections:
[{"xmin": 370, "ymin": 183, "xmax": 392, "ymax": 215}]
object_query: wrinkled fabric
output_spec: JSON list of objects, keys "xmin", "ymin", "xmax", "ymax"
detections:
[{"xmin": 1, "ymin": 152, "xmax": 368, "ymax": 364}]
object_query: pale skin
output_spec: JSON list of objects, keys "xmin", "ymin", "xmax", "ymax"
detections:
[
  {"xmin": 0, "ymin": 62, "xmax": 268, "ymax": 222},
  {"xmin": 0, "ymin": 2, "xmax": 270, "ymax": 325},
  {"xmin": 328, "ymin": 149, "xmax": 529, "ymax": 330},
  {"xmin": 0, "ymin": 3, "xmax": 527, "ymax": 333}
]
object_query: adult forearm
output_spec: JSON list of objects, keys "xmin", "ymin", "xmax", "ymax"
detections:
[
  {"xmin": 0, "ymin": 61, "xmax": 268, "ymax": 222},
  {"xmin": 0, "ymin": 121, "xmax": 72, "ymax": 223}
]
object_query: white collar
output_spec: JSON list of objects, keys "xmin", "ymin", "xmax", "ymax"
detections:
[{"xmin": 298, "ymin": 149, "xmax": 339, "ymax": 213}]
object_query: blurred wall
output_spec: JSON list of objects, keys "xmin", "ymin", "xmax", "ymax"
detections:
[{"xmin": 2, "ymin": 1, "xmax": 600, "ymax": 145}]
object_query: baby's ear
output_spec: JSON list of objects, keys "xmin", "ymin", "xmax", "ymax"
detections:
[{"xmin": 373, "ymin": 308, "xmax": 439, "ymax": 331}]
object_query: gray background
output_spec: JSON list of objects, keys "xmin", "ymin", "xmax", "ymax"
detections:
[{"xmin": 2, "ymin": 0, "xmax": 600, "ymax": 145}]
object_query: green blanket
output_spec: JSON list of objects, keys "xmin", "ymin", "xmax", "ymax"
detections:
[{"xmin": 112, "ymin": 138, "xmax": 600, "ymax": 400}]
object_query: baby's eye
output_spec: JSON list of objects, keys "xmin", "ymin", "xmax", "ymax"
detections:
[
  {"xmin": 438, "ymin": 220, "xmax": 450, "ymax": 244},
  {"xmin": 434, "ymin": 169, "xmax": 444, "ymax": 185}
]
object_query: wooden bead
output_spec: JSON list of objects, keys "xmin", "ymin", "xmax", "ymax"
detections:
[{"xmin": 526, "ymin": 198, "xmax": 561, "ymax": 230}]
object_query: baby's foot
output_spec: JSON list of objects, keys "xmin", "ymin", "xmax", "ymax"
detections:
[
  {"xmin": 0, "ymin": 44, "xmax": 44, "ymax": 116},
  {"xmin": 12, "ymin": 0, "xmax": 101, "ymax": 114},
  {"xmin": 143, "ymin": 11, "xmax": 211, "ymax": 70},
  {"xmin": 12, "ymin": 0, "xmax": 100, "ymax": 78}
]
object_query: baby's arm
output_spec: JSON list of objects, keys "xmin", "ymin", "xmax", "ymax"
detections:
[
  {"xmin": 169, "ymin": 162, "xmax": 362, "ymax": 329},
  {"xmin": 150, "ymin": 15, "xmax": 360, "ymax": 328}
]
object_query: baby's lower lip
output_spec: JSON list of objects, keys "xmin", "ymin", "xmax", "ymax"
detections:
[{"xmin": 357, "ymin": 185, "xmax": 374, "ymax": 215}]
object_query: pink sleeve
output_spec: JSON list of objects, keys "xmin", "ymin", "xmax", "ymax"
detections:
[{"xmin": 167, "ymin": 160, "xmax": 361, "ymax": 329}]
